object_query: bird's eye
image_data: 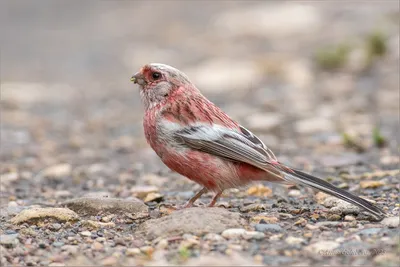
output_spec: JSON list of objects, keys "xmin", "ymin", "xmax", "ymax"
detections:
[{"xmin": 152, "ymin": 72, "xmax": 161, "ymax": 80}]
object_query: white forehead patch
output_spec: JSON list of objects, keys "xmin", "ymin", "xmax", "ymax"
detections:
[{"xmin": 149, "ymin": 63, "xmax": 179, "ymax": 72}]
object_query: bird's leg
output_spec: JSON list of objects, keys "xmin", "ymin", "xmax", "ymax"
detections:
[
  {"xmin": 208, "ymin": 191, "xmax": 223, "ymax": 207},
  {"xmin": 182, "ymin": 187, "xmax": 208, "ymax": 208}
]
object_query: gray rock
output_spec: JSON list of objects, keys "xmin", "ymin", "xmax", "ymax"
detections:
[
  {"xmin": 254, "ymin": 224, "xmax": 283, "ymax": 233},
  {"xmin": 0, "ymin": 234, "xmax": 19, "ymax": 248},
  {"xmin": 137, "ymin": 207, "xmax": 245, "ymax": 239},
  {"xmin": 63, "ymin": 197, "xmax": 148, "ymax": 217}
]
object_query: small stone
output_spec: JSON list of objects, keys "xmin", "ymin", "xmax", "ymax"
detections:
[
  {"xmin": 315, "ymin": 192, "xmax": 329, "ymax": 204},
  {"xmin": 305, "ymin": 241, "xmax": 339, "ymax": 253},
  {"xmin": 344, "ymin": 215, "xmax": 356, "ymax": 221},
  {"xmin": 82, "ymin": 220, "xmax": 116, "ymax": 229},
  {"xmin": 294, "ymin": 218, "xmax": 307, "ymax": 226},
  {"xmin": 360, "ymin": 181, "xmax": 386, "ymax": 189},
  {"xmin": 126, "ymin": 248, "xmax": 141, "ymax": 256},
  {"xmin": 285, "ymin": 236, "xmax": 305, "ymax": 245},
  {"xmin": 254, "ymin": 224, "xmax": 283, "ymax": 233},
  {"xmin": 80, "ymin": 231, "xmax": 92, "ymax": 237},
  {"xmin": 221, "ymin": 228, "xmax": 247, "ymax": 239},
  {"xmin": 41, "ymin": 164, "xmax": 71, "ymax": 179},
  {"xmin": 130, "ymin": 186, "xmax": 159, "ymax": 200},
  {"xmin": 288, "ymin": 190, "xmax": 301, "ymax": 197},
  {"xmin": 269, "ymin": 234, "xmax": 283, "ymax": 241},
  {"xmin": 246, "ymin": 184, "xmax": 273, "ymax": 197},
  {"xmin": 10, "ymin": 208, "xmax": 78, "ymax": 224},
  {"xmin": 0, "ymin": 234, "xmax": 19, "ymax": 248},
  {"xmin": 50, "ymin": 223, "xmax": 62, "ymax": 231},
  {"xmin": 381, "ymin": 217, "xmax": 399, "ymax": 228},
  {"xmin": 240, "ymin": 203, "xmax": 270, "ymax": 212},
  {"xmin": 251, "ymin": 215, "xmax": 279, "ymax": 224},
  {"xmin": 242, "ymin": 231, "xmax": 265, "ymax": 240},
  {"xmin": 323, "ymin": 197, "xmax": 360, "ymax": 215},
  {"xmin": 327, "ymin": 214, "xmax": 342, "ymax": 221},
  {"xmin": 144, "ymin": 193, "xmax": 164, "ymax": 203}
]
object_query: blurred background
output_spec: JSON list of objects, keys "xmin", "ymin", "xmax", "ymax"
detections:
[{"xmin": 1, "ymin": 0, "xmax": 399, "ymax": 198}]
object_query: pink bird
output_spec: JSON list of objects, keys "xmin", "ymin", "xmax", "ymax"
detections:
[{"xmin": 131, "ymin": 63, "xmax": 385, "ymax": 219}]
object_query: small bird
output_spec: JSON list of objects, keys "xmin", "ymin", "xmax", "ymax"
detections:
[{"xmin": 131, "ymin": 63, "xmax": 385, "ymax": 219}]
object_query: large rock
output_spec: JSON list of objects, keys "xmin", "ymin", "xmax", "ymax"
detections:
[
  {"xmin": 137, "ymin": 207, "xmax": 245, "ymax": 239},
  {"xmin": 63, "ymin": 197, "xmax": 148, "ymax": 218}
]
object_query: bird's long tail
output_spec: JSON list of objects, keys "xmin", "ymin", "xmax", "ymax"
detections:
[{"xmin": 274, "ymin": 163, "xmax": 386, "ymax": 220}]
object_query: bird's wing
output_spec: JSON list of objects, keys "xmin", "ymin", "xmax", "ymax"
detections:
[{"xmin": 173, "ymin": 124, "xmax": 280, "ymax": 176}]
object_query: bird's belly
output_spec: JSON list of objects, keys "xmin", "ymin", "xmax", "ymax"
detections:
[{"xmin": 160, "ymin": 148, "xmax": 243, "ymax": 191}]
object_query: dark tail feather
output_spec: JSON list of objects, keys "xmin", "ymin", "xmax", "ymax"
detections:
[{"xmin": 280, "ymin": 167, "xmax": 386, "ymax": 220}]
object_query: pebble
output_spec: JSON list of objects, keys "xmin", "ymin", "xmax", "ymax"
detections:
[
  {"xmin": 344, "ymin": 215, "xmax": 356, "ymax": 221},
  {"xmin": 285, "ymin": 236, "xmax": 306, "ymax": 245},
  {"xmin": 254, "ymin": 224, "xmax": 283, "ymax": 233},
  {"xmin": 381, "ymin": 217, "xmax": 399, "ymax": 228},
  {"xmin": 130, "ymin": 185, "xmax": 159, "ymax": 200},
  {"xmin": 50, "ymin": 223, "xmax": 62, "ymax": 231},
  {"xmin": 144, "ymin": 192, "xmax": 164, "ymax": 203},
  {"xmin": 251, "ymin": 215, "xmax": 279, "ymax": 224},
  {"xmin": 240, "ymin": 203, "xmax": 270, "ymax": 212},
  {"xmin": 0, "ymin": 234, "xmax": 19, "ymax": 248},
  {"xmin": 221, "ymin": 228, "xmax": 247, "ymax": 239},
  {"xmin": 288, "ymin": 189, "xmax": 301, "ymax": 197},
  {"xmin": 242, "ymin": 231, "xmax": 265, "ymax": 240},
  {"xmin": 80, "ymin": 231, "xmax": 92, "ymax": 237},
  {"xmin": 360, "ymin": 180, "xmax": 386, "ymax": 189}
]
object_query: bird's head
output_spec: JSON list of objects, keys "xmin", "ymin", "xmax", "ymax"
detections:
[{"xmin": 131, "ymin": 63, "xmax": 195, "ymax": 109}]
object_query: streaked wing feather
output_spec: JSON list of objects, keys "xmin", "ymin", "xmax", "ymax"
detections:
[{"xmin": 174, "ymin": 124, "xmax": 282, "ymax": 179}]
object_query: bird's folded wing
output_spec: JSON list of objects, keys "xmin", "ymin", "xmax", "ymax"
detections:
[{"xmin": 173, "ymin": 124, "xmax": 278, "ymax": 171}]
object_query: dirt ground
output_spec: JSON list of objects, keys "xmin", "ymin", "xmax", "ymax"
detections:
[{"xmin": 1, "ymin": 1, "xmax": 399, "ymax": 266}]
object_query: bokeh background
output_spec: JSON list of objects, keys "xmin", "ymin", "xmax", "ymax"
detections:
[{"xmin": 1, "ymin": 1, "xmax": 399, "ymax": 266}]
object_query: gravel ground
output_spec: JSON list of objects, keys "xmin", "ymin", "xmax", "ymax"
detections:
[{"xmin": 1, "ymin": 1, "xmax": 399, "ymax": 266}]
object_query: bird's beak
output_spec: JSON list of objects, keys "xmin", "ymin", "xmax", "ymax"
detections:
[{"xmin": 130, "ymin": 72, "xmax": 145, "ymax": 85}]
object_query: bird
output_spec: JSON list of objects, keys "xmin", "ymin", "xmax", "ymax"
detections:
[{"xmin": 130, "ymin": 63, "xmax": 385, "ymax": 220}]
